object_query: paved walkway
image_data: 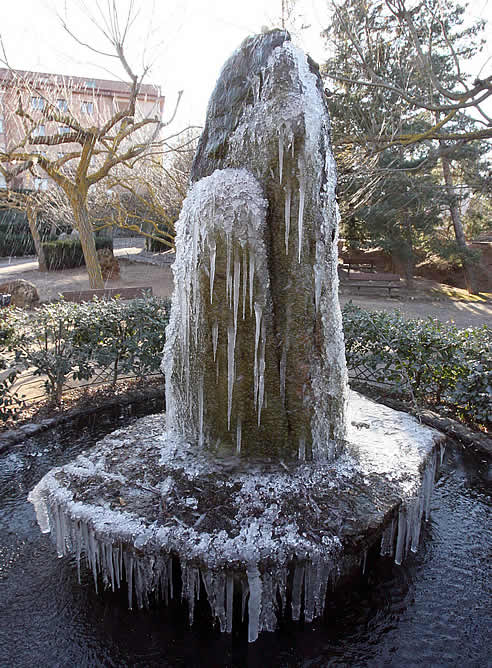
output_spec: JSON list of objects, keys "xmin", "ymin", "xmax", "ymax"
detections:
[{"xmin": 0, "ymin": 243, "xmax": 174, "ymax": 302}]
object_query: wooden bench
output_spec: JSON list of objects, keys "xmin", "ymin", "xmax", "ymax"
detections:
[
  {"xmin": 345, "ymin": 272, "xmax": 402, "ymax": 295},
  {"xmin": 340, "ymin": 252, "xmax": 387, "ymax": 276},
  {"xmin": 61, "ymin": 286, "xmax": 153, "ymax": 303}
]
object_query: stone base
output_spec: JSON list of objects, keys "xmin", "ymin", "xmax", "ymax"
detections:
[{"xmin": 29, "ymin": 391, "xmax": 445, "ymax": 642}]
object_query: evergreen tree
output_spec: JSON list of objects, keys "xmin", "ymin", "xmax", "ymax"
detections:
[{"xmin": 324, "ymin": 0, "xmax": 491, "ymax": 292}]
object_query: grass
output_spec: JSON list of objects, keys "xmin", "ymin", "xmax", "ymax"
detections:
[{"xmin": 428, "ymin": 284, "xmax": 492, "ymax": 302}]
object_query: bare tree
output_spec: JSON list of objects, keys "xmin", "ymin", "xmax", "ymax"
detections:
[
  {"xmin": 0, "ymin": 176, "xmax": 48, "ymax": 271},
  {"xmin": 0, "ymin": 2, "xmax": 184, "ymax": 288},
  {"xmin": 324, "ymin": 0, "xmax": 491, "ymax": 146}
]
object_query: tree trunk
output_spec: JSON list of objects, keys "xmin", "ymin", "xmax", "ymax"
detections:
[
  {"xmin": 440, "ymin": 150, "xmax": 478, "ymax": 294},
  {"xmin": 71, "ymin": 195, "xmax": 104, "ymax": 289},
  {"xmin": 26, "ymin": 205, "xmax": 47, "ymax": 272}
]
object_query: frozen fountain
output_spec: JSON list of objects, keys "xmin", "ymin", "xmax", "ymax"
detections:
[{"xmin": 29, "ymin": 30, "xmax": 444, "ymax": 643}]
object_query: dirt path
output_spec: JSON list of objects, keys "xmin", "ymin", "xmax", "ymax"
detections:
[{"xmin": 339, "ymin": 295, "xmax": 492, "ymax": 329}]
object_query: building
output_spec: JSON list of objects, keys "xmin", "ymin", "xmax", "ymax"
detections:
[{"xmin": 0, "ymin": 68, "xmax": 165, "ymax": 190}]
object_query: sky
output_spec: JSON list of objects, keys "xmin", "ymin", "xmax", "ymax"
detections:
[{"xmin": 0, "ymin": 0, "xmax": 490, "ymax": 134}]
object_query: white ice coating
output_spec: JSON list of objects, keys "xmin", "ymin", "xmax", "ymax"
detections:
[
  {"xmin": 162, "ymin": 168, "xmax": 269, "ymax": 442},
  {"xmin": 284, "ymin": 180, "xmax": 291, "ymax": 254},
  {"xmin": 28, "ymin": 393, "xmax": 445, "ymax": 644},
  {"xmin": 209, "ymin": 240, "xmax": 216, "ymax": 303}
]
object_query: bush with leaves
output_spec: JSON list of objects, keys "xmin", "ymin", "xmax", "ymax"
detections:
[
  {"xmin": 10, "ymin": 302, "xmax": 97, "ymax": 403},
  {"xmin": 74, "ymin": 296, "xmax": 170, "ymax": 384},
  {"xmin": 42, "ymin": 237, "xmax": 113, "ymax": 271},
  {"xmin": 342, "ymin": 303, "xmax": 491, "ymax": 427},
  {"xmin": 6, "ymin": 296, "xmax": 170, "ymax": 406},
  {"xmin": 0, "ymin": 308, "xmax": 25, "ymax": 420}
]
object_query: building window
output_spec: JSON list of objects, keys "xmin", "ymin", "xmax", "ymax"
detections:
[
  {"xmin": 85, "ymin": 80, "xmax": 96, "ymax": 88},
  {"xmin": 81, "ymin": 101, "xmax": 94, "ymax": 114},
  {"xmin": 0, "ymin": 118, "xmax": 3, "ymax": 133},
  {"xmin": 59, "ymin": 125, "xmax": 71, "ymax": 135},
  {"xmin": 57, "ymin": 99, "xmax": 68, "ymax": 112},
  {"xmin": 0, "ymin": 174, "xmax": 6, "ymax": 189},
  {"xmin": 34, "ymin": 177, "xmax": 48, "ymax": 191},
  {"xmin": 33, "ymin": 125, "xmax": 46, "ymax": 137},
  {"xmin": 31, "ymin": 96, "xmax": 45, "ymax": 110}
]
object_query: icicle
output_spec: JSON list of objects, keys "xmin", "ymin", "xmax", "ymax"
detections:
[
  {"xmin": 247, "ymin": 565, "xmax": 262, "ymax": 643},
  {"xmin": 233, "ymin": 254, "xmax": 241, "ymax": 340},
  {"xmin": 423, "ymin": 452, "xmax": 437, "ymax": 521},
  {"xmin": 249, "ymin": 251, "xmax": 255, "ymax": 316},
  {"xmin": 242, "ymin": 248, "xmax": 247, "ymax": 319},
  {"xmin": 302, "ymin": 564, "xmax": 313, "ymax": 623},
  {"xmin": 257, "ymin": 321, "xmax": 266, "ymax": 427},
  {"xmin": 209, "ymin": 240, "xmax": 216, "ymax": 303},
  {"xmin": 380, "ymin": 517, "xmax": 396, "ymax": 557},
  {"xmin": 125, "ymin": 553, "xmax": 133, "ymax": 609},
  {"xmin": 361, "ymin": 549, "xmax": 368, "ymax": 575},
  {"xmin": 212, "ymin": 321, "xmax": 219, "ymax": 362},
  {"xmin": 314, "ymin": 265, "xmax": 322, "ymax": 313},
  {"xmin": 226, "ymin": 574, "xmax": 234, "ymax": 633},
  {"xmin": 298, "ymin": 437, "xmax": 306, "ymax": 461},
  {"xmin": 394, "ymin": 505, "xmax": 407, "ymax": 565},
  {"xmin": 192, "ymin": 215, "xmax": 199, "ymax": 268},
  {"xmin": 226, "ymin": 234, "xmax": 232, "ymax": 305},
  {"xmin": 291, "ymin": 563, "xmax": 305, "ymax": 620},
  {"xmin": 198, "ymin": 375, "xmax": 204, "ymax": 447},
  {"xmin": 253, "ymin": 303, "xmax": 262, "ymax": 408},
  {"xmin": 227, "ymin": 324, "xmax": 235, "ymax": 431},
  {"xmin": 278, "ymin": 128, "xmax": 284, "ymax": 183},
  {"xmin": 298, "ymin": 175, "xmax": 305, "ymax": 263},
  {"xmin": 284, "ymin": 181, "xmax": 291, "ymax": 254},
  {"xmin": 410, "ymin": 491, "xmax": 425, "ymax": 554},
  {"xmin": 236, "ymin": 418, "xmax": 242, "ymax": 455}
]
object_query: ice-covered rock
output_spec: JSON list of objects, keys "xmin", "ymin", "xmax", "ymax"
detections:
[
  {"xmin": 28, "ymin": 30, "xmax": 446, "ymax": 644},
  {"xmin": 164, "ymin": 29, "xmax": 347, "ymax": 461}
]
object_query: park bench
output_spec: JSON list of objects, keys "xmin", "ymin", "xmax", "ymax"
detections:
[
  {"xmin": 340, "ymin": 252, "xmax": 387, "ymax": 275},
  {"xmin": 61, "ymin": 286, "xmax": 153, "ymax": 303},
  {"xmin": 345, "ymin": 272, "xmax": 402, "ymax": 295}
]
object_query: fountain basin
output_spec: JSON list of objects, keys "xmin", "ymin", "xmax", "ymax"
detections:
[{"xmin": 29, "ymin": 390, "xmax": 444, "ymax": 642}]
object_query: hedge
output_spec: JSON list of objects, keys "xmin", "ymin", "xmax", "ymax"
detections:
[
  {"xmin": 0, "ymin": 209, "xmax": 54, "ymax": 258},
  {"xmin": 0, "ymin": 298, "xmax": 489, "ymax": 430},
  {"xmin": 0, "ymin": 296, "xmax": 170, "ymax": 409},
  {"xmin": 42, "ymin": 237, "xmax": 113, "ymax": 270},
  {"xmin": 342, "ymin": 302, "xmax": 491, "ymax": 427}
]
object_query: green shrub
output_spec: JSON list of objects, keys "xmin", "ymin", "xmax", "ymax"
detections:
[
  {"xmin": 10, "ymin": 302, "xmax": 97, "ymax": 403},
  {"xmin": 0, "ymin": 308, "xmax": 25, "ymax": 420},
  {"xmin": 7, "ymin": 296, "xmax": 170, "ymax": 404},
  {"xmin": 342, "ymin": 303, "xmax": 491, "ymax": 427},
  {"xmin": 72, "ymin": 296, "xmax": 170, "ymax": 384},
  {"xmin": 42, "ymin": 236, "xmax": 113, "ymax": 270}
]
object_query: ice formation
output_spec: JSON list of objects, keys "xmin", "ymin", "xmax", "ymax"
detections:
[
  {"xmin": 164, "ymin": 29, "xmax": 347, "ymax": 461},
  {"xmin": 28, "ymin": 30, "xmax": 446, "ymax": 643},
  {"xmin": 28, "ymin": 392, "xmax": 445, "ymax": 643}
]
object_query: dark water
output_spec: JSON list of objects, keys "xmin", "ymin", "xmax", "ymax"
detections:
[{"xmin": 0, "ymin": 408, "xmax": 490, "ymax": 668}]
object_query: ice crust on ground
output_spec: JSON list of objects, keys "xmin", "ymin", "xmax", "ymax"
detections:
[{"xmin": 29, "ymin": 392, "xmax": 445, "ymax": 642}]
